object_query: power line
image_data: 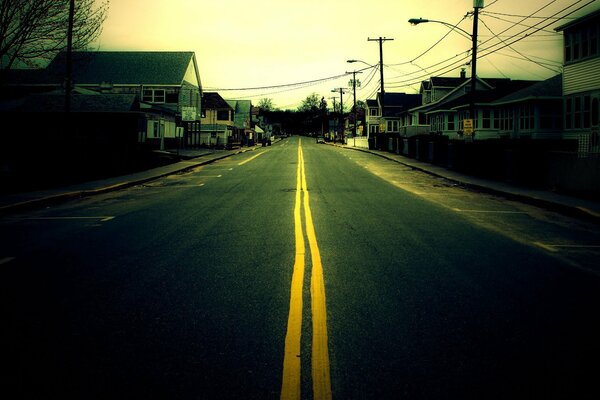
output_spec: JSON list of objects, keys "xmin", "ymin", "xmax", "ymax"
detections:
[
  {"xmin": 205, "ymin": 72, "xmax": 352, "ymax": 91},
  {"xmin": 479, "ymin": 16, "xmax": 562, "ymax": 73}
]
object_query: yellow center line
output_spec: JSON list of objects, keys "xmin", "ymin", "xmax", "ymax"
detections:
[
  {"xmin": 238, "ymin": 151, "xmax": 266, "ymax": 165},
  {"xmin": 281, "ymin": 143, "xmax": 306, "ymax": 400},
  {"xmin": 281, "ymin": 139, "xmax": 332, "ymax": 400}
]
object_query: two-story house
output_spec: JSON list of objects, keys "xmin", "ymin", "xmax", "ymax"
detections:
[
  {"xmin": 38, "ymin": 51, "xmax": 203, "ymax": 149},
  {"xmin": 200, "ymin": 92, "xmax": 234, "ymax": 147},
  {"xmin": 555, "ymin": 9, "xmax": 600, "ymax": 153}
]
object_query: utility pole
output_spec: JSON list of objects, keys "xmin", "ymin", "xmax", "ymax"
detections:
[
  {"xmin": 368, "ymin": 37, "xmax": 393, "ymax": 113},
  {"xmin": 469, "ymin": 1, "xmax": 483, "ymax": 139},
  {"xmin": 346, "ymin": 71, "xmax": 363, "ymax": 137},
  {"xmin": 331, "ymin": 88, "xmax": 345, "ymax": 142},
  {"xmin": 368, "ymin": 37, "xmax": 393, "ymax": 148}
]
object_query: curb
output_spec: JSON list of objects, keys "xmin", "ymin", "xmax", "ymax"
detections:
[
  {"xmin": 333, "ymin": 144, "xmax": 600, "ymax": 225},
  {"xmin": 0, "ymin": 146, "xmax": 261, "ymax": 215}
]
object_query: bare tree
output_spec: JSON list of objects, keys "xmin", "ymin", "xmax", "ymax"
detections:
[{"xmin": 0, "ymin": 0, "xmax": 109, "ymax": 70}]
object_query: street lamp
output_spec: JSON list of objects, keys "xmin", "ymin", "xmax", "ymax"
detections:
[{"xmin": 409, "ymin": 0, "xmax": 483, "ymax": 138}]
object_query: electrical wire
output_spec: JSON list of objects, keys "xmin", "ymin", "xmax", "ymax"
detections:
[{"xmin": 479, "ymin": 16, "xmax": 562, "ymax": 73}]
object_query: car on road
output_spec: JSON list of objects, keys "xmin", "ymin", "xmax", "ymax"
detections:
[{"xmin": 316, "ymin": 135, "xmax": 325, "ymax": 144}]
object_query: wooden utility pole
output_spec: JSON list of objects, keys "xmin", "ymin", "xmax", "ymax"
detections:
[{"xmin": 368, "ymin": 37, "xmax": 393, "ymax": 112}]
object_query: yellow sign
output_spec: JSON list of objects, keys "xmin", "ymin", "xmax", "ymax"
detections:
[{"xmin": 463, "ymin": 119, "xmax": 474, "ymax": 135}]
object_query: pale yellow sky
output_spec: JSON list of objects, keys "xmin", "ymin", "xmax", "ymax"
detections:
[{"xmin": 94, "ymin": 0, "xmax": 600, "ymax": 109}]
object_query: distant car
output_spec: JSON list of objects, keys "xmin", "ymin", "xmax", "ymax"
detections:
[{"xmin": 316, "ymin": 135, "xmax": 325, "ymax": 144}]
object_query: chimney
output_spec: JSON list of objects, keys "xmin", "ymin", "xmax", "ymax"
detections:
[{"xmin": 460, "ymin": 68, "xmax": 466, "ymax": 79}]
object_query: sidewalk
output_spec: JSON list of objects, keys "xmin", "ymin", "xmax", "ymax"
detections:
[
  {"xmin": 0, "ymin": 145, "xmax": 262, "ymax": 215},
  {"xmin": 334, "ymin": 143, "xmax": 600, "ymax": 224}
]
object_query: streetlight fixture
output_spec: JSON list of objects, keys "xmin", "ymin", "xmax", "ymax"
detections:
[{"xmin": 409, "ymin": 0, "xmax": 483, "ymax": 138}]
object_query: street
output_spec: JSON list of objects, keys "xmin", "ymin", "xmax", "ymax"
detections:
[{"xmin": 1, "ymin": 136, "xmax": 599, "ymax": 399}]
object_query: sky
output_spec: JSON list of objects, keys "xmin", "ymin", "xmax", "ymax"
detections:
[{"xmin": 93, "ymin": 0, "xmax": 600, "ymax": 110}]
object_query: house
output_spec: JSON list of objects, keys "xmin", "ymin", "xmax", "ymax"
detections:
[
  {"xmin": 227, "ymin": 100, "xmax": 255, "ymax": 145},
  {"xmin": 200, "ymin": 92, "xmax": 234, "ymax": 147},
  {"xmin": 365, "ymin": 99, "xmax": 381, "ymax": 137},
  {"xmin": 410, "ymin": 75, "xmax": 538, "ymax": 140},
  {"xmin": 0, "ymin": 90, "xmax": 176, "ymax": 190},
  {"xmin": 378, "ymin": 92, "xmax": 422, "ymax": 134},
  {"xmin": 420, "ymin": 69, "xmax": 469, "ymax": 105},
  {"xmin": 7, "ymin": 51, "xmax": 203, "ymax": 149},
  {"xmin": 490, "ymin": 74, "xmax": 563, "ymax": 140},
  {"xmin": 555, "ymin": 9, "xmax": 600, "ymax": 153}
]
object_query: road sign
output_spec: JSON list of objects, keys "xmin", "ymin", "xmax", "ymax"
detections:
[
  {"xmin": 181, "ymin": 106, "xmax": 197, "ymax": 121},
  {"xmin": 463, "ymin": 119, "xmax": 474, "ymax": 135}
]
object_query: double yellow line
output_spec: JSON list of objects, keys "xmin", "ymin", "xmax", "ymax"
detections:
[{"xmin": 281, "ymin": 139, "xmax": 332, "ymax": 400}]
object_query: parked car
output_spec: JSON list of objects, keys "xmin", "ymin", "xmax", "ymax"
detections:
[{"xmin": 316, "ymin": 135, "xmax": 325, "ymax": 144}]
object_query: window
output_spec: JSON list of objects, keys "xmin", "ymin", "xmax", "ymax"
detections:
[
  {"xmin": 217, "ymin": 110, "xmax": 230, "ymax": 121},
  {"xmin": 592, "ymin": 98, "xmax": 599, "ymax": 127},
  {"xmin": 564, "ymin": 21, "xmax": 600, "ymax": 63},
  {"xmin": 370, "ymin": 108, "xmax": 379, "ymax": 116},
  {"xmin": 565, "ymin": 98, "xmax": 573, "ymax": 129},
  {"xmin": 447, "ymin": 115, "xmax": 455, "ymax": 131},
  {"xmin": 519, "ymin": 105, "xmax": 534, "ymax": 131},
  {"xmin": 584, "ymin": 95, "xmax": 591, "ymax": 128},
  {"xmin": 574, "ymin": 96, "xmax": 582, "ymax": 129},
  {"xmin": 565, "ymin": 32, "xmax": 572, "ymax": 62},
  {"xmin": 482, "ymin": 110, "xmax": 491, "ymax": 129},
  {"xmin": 143, "ymin": 89, "xmax": 166, "ymax": 103}
]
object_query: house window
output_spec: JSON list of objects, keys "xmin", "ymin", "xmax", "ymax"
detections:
[
  {"xmin": 143, "ymin": 89, "xmax": 166, "ymax": 103},
  {"xmin": 217, "ymin": 110, "xmax": 230, "ymax": 121},
  {"xmin": 565, "ymin": 98, "xmax": 573, "ymax": 129},
  {"xmin": 574, "ymin": 96, "xmax": 582, "ymax": 129},
  {"xmin": 565, "ymin": 32, "xmax": 572, "ymax": 62},
  {"xmin": 370, "ymin": 108, "xmax": 379, "ymax": 116},
  {"xmin": 584, "ymin": 95, "xmax": 591, "ymax": 128},
  {"xmin": 447, "ymin": 115, "xmax": 455, "ymax": 131},
  {"xmin": 482, "ymin": 110, "xmax": 491, "ymax": 129},
  {"xmin": 519, "ymin": 105, "xmax": 534, "ymax": 131}
]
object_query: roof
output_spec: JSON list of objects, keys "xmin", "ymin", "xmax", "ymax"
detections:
[
  {"xmin": 555, "ymin": 8, "xmax": 600, "ymax": 32},
  {"xmin": 42, "ymin": 51, "xmax": 197, "ymax": 85},
  {"xmin": 378, "ymin": 93, "xmax": 421, "ymax": 117},
  {"xmin": 366, "ymin": 99, "xmax": 378, "ymax": 107},
  {"xmin": 0, "ymin": 93, "xmax": 138, "ymax": 113},
  {"xmin": 430, "ymin": 80, "xmax": 540, "ymax": 112},
  {"xmin": 430, "ymin": 76, "xmax": 468, "ymax": 87},
  {"xmin": 493, "ymin": 74, "xmax": 562, "ymax": 105},
  {"xmin": 203, "ymin": 92, "xmax": 233, "ymax": 109},
  {"xmin": 227, "ymin": 99, "xmax": 253, "ymax": 129}
]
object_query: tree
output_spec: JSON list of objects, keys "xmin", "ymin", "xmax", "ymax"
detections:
[
  {"xmin": 297, "ymin": 92, "xmax": 322, "ymax": 113},
  {"xmin": 258, "ymin": 97, "xmax": 274, "ymax": 111},
  {"xmin": 0, "ymin": 0, "xmax": 109, "ymax": 70}
]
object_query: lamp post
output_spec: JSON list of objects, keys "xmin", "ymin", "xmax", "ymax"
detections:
[{"xmin": 409, "ymin": 1, "xmax": 483, "ymax": 138}]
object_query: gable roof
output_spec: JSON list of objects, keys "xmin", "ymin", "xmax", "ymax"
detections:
[
  {"xmin": 492, "ymin": 74, "xmax": 562, "ymax": 105},
  {"xmin": 42, "ymin": 51, "xmax": 198, "ymax": 86},
  {"xmin": 203, "ymin": 92, "xmax": 233, "ymax": 109},
  {"xmin": 378, "ymin": 92, "xmax": 421, "ymax": 117}
]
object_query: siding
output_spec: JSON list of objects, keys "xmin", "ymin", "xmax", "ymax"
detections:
[{"xmin": 564, "ymin": 57, "xmax": 600, "ymax": 95}]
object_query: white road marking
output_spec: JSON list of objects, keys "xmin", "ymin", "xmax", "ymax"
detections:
[{"xmin": 453, "ymin": 208, "xmax": 528, "ymax": 214}]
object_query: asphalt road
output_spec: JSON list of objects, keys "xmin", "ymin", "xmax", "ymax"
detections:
[{"xmin": 1, "ymin": 136, "xmax": 599, "ymax": 399}]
